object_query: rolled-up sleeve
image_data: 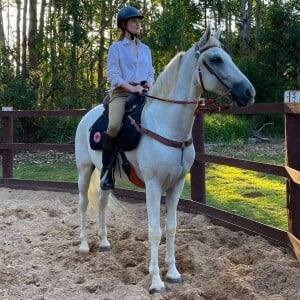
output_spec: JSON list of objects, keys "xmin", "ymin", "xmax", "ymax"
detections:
[
  {"xmin": 146, "ymin": 47, "xmax": 155, "ymax": 83},
  {"xmin": 107, "ymin": 44, "xmax": 125, "ymax": 89}
]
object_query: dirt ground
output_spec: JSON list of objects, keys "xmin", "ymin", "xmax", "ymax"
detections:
[{"xmin": 1, "ymin": 187, "xmax": 300, "ymax": 300}]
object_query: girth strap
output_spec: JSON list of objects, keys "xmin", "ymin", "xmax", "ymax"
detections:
[{"xmin": 127, "ymin": 115, "xmax": 193, "ymax": 149}]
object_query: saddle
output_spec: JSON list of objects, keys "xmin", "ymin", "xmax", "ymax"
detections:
[
  {"xmin": 89, "ymin": 94, "xmax": 145, "ymax": 151},
  {"xmin": 89, "ymin": 94, "xmax": 146, "ymax": 188}
]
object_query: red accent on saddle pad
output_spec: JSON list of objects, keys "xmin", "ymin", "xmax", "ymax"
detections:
[
  {"xmin": 93, "ymin": 131, "xmax": 101, "ymax": 143},
  {"xmin": 129, "ymin": 164, "xmax": 145, "ymax": 189}
]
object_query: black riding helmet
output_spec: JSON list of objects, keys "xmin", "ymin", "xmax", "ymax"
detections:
[{"xmin": 117, "ymin": 6, "xmax": 143, "ymax": 29}]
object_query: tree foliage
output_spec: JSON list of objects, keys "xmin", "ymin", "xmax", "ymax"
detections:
[{"xmin": 0, "ymin": 0, "xmax": 299, "ymax": 141}]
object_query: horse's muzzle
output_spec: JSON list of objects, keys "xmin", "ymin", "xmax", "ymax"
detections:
[{"xmin": 231, "ymin": 81, "xmax": 256, "ymax": 107}]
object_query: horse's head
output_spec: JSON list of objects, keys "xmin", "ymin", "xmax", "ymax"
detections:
[{"xmin": 195, "ymin": 26, "xmax": 255, "ymax": 107}]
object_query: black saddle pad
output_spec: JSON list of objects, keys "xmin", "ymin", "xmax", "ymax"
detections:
[{"xmin": 89, "ymin": 95, "xmax": 145, "ymax": 151}]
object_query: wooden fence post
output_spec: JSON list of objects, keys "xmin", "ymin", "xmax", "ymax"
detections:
[
  {"xmin": 1, "ymin": 110, "xmax": 14, "ymax": 179},
  {"xmin": 285, "ymin": 91, "xmax": 300, "ymax": 259},
  {"xmin": 191, "ymin": 113, "xmax": 205, "ymax": 203}
]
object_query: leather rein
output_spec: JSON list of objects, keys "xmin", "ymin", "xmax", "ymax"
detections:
[{"xmin": 128, "ymin": 45, "xmax": 232, "ymax": 152}]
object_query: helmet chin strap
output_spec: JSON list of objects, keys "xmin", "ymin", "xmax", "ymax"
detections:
[{"xmin": 125, "ymin": 28, "xmax": 137, "ymax": 40}]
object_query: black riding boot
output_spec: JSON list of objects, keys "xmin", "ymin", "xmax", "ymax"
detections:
[{"xmin": 100, "ymin": 132, "xmax": 117, "ymax": 190}]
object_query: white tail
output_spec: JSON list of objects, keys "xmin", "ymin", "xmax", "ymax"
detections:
[
  {"xmin": 88, "ymin": 169, "xmax": 127, "ymax": 213},
  {"xmin": 87, "ymin": 169, "xmax": 100, "ymax": 210}
]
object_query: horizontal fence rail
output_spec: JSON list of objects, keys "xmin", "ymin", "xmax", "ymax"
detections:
[
  {"xmin": 1, "ymin": 103, "xmax": 300, "ymax": 258},
  {"xmin": 196, "ymin": 153, "xmax": 287, "ymax": 177}
]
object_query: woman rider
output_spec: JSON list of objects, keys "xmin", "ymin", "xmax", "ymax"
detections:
[{"xmin": 101, "ymin": 6, "xmax": 155, "ymax": 190}]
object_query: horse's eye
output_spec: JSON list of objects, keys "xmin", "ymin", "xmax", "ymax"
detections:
[{"xmin": 211, "ymin": 56, "xmax": 222, "ymax": 63}]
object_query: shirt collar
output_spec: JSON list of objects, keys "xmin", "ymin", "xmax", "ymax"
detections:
[{"xmin": 121, "ymin": 37, "xmax": 141, "ymax": 45}]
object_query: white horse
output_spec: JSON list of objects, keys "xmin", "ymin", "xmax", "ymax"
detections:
[{"xmin": 75, "ymin": 27, "xmax": 255, "ymax": 294}]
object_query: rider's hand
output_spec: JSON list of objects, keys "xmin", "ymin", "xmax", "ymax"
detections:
[
  {"xmin": 120, "ymin": 82, "xmax": 149, "ymax": 95},
  {"xmin": 143, "ymin": 81, "xmax": 152, "ymax": 90},
  {"xmin": 132, "ymin": 84, "xmax": 147, "ymax": 95}
]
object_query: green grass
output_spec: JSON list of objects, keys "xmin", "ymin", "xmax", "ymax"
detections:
[
  {"xmin": 4, "ymin": 142, "xmax": 286, "ymax": 231},
  {"xmin": 206, "ymin": 165, "xmax": 286, "ymax": 230},
  {"xmin": 195, "ymin": 140, "xmax": 286, "ymax": 230},
  {"xmin": 204, "ymin": 114, "xmax": 284, "ymax": 142},
  {"xmin": 13, "ymin": 161, "xmax": 78, "ymax": 182},
  {"xmin": 205, "ymin": 115, "xmax": 253, "ymax": 142}
]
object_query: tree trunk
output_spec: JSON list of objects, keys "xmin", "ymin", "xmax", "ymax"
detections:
[
  {"xmin": 16, "ymin": 0, "xmax": 21, "ymax": 74},
  {"xmin": 97, "ymin": 0, "xmax": 106, "ymax": 88},
  {"xmin": 39, "ymin": 0, "xmax": 46, "ymax": 35},
  {"xmin": 239, "ymin": 0, "xmax": 253, "ymax": 56},
  {"xmin": 228, "ymin": 4, "xmax": 232, "ymax": 54},
  {"xmin": 211, "ymin": 0, "xmax": 218, "ymax": 30},
  {"xmin": 28, "ymin": 0, "xmax": 38, "ymax": 74},
  {"xmin": 0, "ymin": 0, "xmax": 6, "ymax": 46},
  {"xmin": 224, "ymin": 0, "xmax": 229, "ymax": 51},
  {"xmin": 204, "ymin": 0, "xmax": 207, "ymax": 29},
  {"xmin": 41, "ymin": 0, "xmax": 56, "ymax": 108},
  {"xmin": 22, "ymin": 0, "xmax": 28, "ymax": 75},
  {"xmin": 70, "ymin": 1, "xmax": 79, "ymax": 101},
  {"xmin": 255, "ymin": 0, "xmax": 262, "ymax": 51}
]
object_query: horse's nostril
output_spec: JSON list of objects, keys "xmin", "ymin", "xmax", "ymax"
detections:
[{"xmin": 246, "ymin": 88, "xmax": 252, "ymax": 98}]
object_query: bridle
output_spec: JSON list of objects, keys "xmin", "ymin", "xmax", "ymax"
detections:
[
  {"xmin": 128, "ymin": 44, "xmax": 232, "ymax": 157},
  {"xmin": 144, "ymin": 44, "xmax": 232, "ymax": 115},
  {"xmin": 197, "ymin": 45, "xmax": 231, "ymax": 93}
]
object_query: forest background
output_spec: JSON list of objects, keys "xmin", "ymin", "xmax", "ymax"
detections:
[{"xmin": 0, "ymin": 0, "xmax": 299, "ymax": 143}]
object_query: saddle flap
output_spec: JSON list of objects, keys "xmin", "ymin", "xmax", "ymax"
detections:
[{"xmin": 89, "ymin": 94, "xmax": 146, "ymax": 151}]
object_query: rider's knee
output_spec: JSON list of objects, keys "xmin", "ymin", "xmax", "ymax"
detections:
[{"xmin": 107, "ymin": 125, "xmax": 120, "ymax": 137}]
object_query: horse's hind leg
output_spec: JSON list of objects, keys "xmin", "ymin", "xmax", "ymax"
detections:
[
  {"xmin": 98, "ymin": 189, "xmax": 111, "ymax": 251},
  {"xmin": 78, "ymin": 165, "xmax": 94, "ymax": 254},
  {"xmin": 165, "ymin": 179, "xmax": 185, "ymax": 283}
]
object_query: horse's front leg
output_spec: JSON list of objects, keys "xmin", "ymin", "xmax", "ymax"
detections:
[
  {"xmin": 98, "ymin": 189, "xmax": 111, "ymax": 251},
  {"xmin": 146, "ymin": 181, "xmax": 165, "ymax": 294},
  {"xmin": 165, "ymin": 179, "xmax": 185, "ymax": 283}
]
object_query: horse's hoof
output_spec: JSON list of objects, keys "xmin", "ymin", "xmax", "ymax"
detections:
[
  {"xmin": 78, "ymin": 244, "xmax": 90, "ymax": 255},
  {"xmin": 166, "ymin": 276, "xmax": 182, "ymax": 284},
  {"xmin": 77, "ymin": 248, "xmax": 89, "ymax": 256},
  {"xmin": 99, "ymin": 245, "xmax": 111, "ymax": 252},
  {"xmin": 149, "ymin": 287, "xmax": 166, "ymax": 295}
]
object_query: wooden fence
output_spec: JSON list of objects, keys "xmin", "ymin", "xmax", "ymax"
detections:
[{"xmin": 1, "ymin": 102, "xmax": 300, "ymax": 259}]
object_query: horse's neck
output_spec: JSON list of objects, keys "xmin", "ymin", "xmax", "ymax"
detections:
[
  {"xmin": 143, "ymin": 51, "xmax": 201, "ymax": 141},
  {"xmin": 142, "ymin": 101, "xmax": 195, "ymax": 143}
]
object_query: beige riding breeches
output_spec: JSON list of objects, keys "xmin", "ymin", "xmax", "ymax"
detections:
[{"xmin": 107, "ymin": 88, "xmax": 131, "ymax": 137}]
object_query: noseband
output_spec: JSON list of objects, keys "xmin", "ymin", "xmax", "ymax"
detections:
[{"xmin": 197, "ymin": 45, "xmax": 231, "ymax": 93}]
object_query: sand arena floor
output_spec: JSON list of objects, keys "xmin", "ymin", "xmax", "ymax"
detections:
[{"xmin": 1, "ymin": 187, "xmax": 300, "ymax": 300}]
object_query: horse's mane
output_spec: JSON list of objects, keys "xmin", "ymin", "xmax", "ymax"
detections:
[
  {"xmin": 150, "ymin": 52, "xmax": 185, "ymax": 98},
  {"xmin": 148, "ymin": 35, "xmax": 221, "ymax": 104}
]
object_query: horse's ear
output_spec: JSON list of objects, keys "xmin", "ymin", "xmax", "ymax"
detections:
[
  {"xmin": 214, "ymin": 29, "xmax": 221, "ymax": 40},
  {"xmin": 196, "ymin": 25, "xmax": 211, "ymax": 51}
]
